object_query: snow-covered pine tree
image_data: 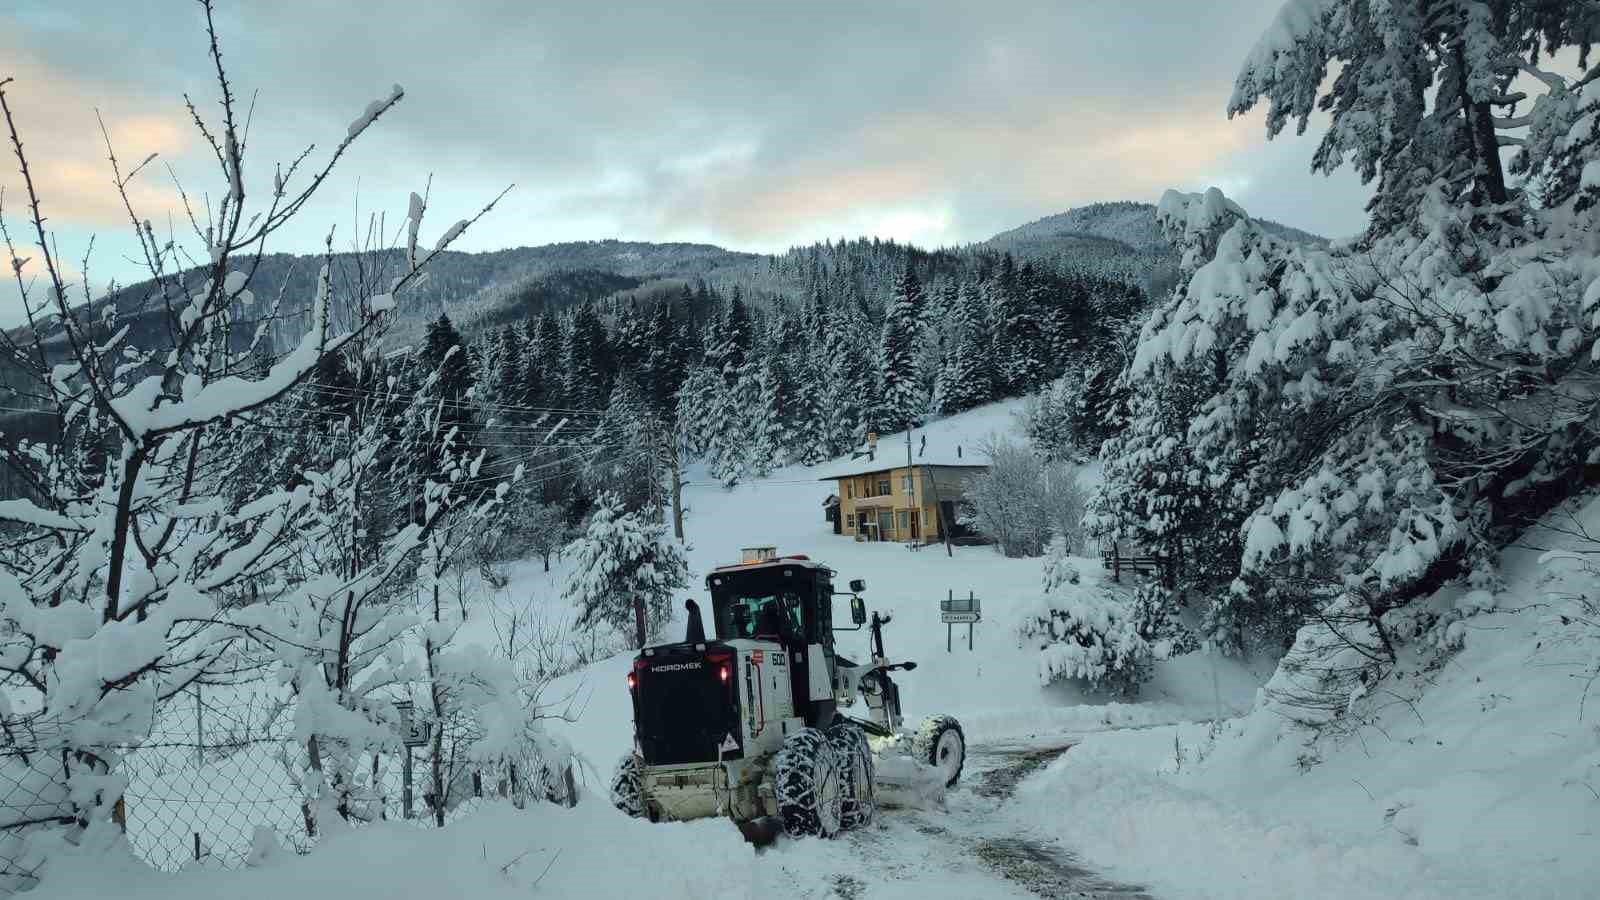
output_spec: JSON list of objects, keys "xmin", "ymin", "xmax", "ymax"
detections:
[
  {"xmin": 674, "ymin": 365, "xmax": 720, "ymax": 458},
  {"xmin": 708, "ymin": 291, "xmax": 754, "ymax": 383},
  {"xmin": 586, "ymin": 374, "xmax": 662, "ymax": 512},
  {"xmin": 527, "ymin": 311, "xmax": 563, "ymax": 408},
  {"xmin": 491, "ymin": 324, "xmax": 527, "ymax": 416},
  {"xmin": 821, "ymin": 303, "xmax": 880, "ymax": 456},
  {"xmin": 563, "ymin": 492, "xmax": 689, "ymax": 646},
  {"xmin": 879, "ymin": 263, "xmax": 927, "ymax": 430},
  {"xmin": 565, "ymin": 305, "xmax": 611, "ymax": 412},
  {"xmin": 936, "ymin": 279, "xmax": 994, "ymax": 414},
  {"xmin": 1024, "ymin": 374, "xmax": 1080, "ymax": 462},
  {"xmin": 746, "ymin": 354, "xmax": 799, "ymax": 477}
]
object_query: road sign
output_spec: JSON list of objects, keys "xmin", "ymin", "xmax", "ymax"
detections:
[
  {"xmin": 394, "ymin": 701, "xmax": 432, "ymax": 748},
  {"xmin": 943, "ymin": 590, "xmax": 981, "ymax": 651}
]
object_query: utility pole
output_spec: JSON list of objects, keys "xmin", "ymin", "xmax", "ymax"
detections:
[
  {"xmin": 670, "ymin": 447, "xmax": 685, "ymax": 543},
  {"xmin": 646, "ymin": 417, "xmax": 664, "ymax": 526},
  {"xmin": 923, "ymin": 463, "xmax": 953, "ymax": 558},
  {"xmin": 906, "ymin": 423, "xmax": 916, "ymax": 544},
  {"xmin": 638, "ymin": 417, "xmax": 661, "ymax": 645}
]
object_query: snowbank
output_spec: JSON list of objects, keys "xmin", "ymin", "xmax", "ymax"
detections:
[
  {"xmin": 1004, "ymin": 493, "xmax": 1600, "ymax": 899},
  {"xmin": 32, "ymin": 797, "xmax": 752, "ymax": 900}
]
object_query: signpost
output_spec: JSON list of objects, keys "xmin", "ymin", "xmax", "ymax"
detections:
[
  {"xmin": 940, "ymin": 590, "xmax": 981, "ymax": 651},
  {"xmin": 394, "ymin": 701, "xmax": 433, "ymax": 819}
]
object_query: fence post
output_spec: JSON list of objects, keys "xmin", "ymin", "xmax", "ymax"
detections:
[{"xmin": 402, "ymin": 747, "xmax": 414, "ymax": 819}]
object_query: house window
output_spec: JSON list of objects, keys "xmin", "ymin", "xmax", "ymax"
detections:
[
  {"xmin": 901, "ymin": 475, "xmax": 913, "ymax": 493},
  {"xmin": 845, "ymin": 514, "xmax": 855, "ymax": 528},
  {"xmin": 876, "ymin": 478, "xmax": 890, "ymax": 497},
  {"xmin": 846, "ymin": 482, "xmax": 853, "ymax": 499},
  {"xmin": 898, "ymin": 511, "xmax": 909, "ymax": 531}
]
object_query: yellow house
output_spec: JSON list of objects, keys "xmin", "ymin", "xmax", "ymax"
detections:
[{"xmin": 819, "ymin": 454, "xmax": 987, "ymax": 544}]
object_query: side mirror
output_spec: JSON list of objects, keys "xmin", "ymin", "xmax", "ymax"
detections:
[
  {"xmin": 849, "ymin": 578, "xmax": 866, "ymax": 593},
  {"xmin": 850, "ymin": 595, "xmax": 867, "ymax": 626}
]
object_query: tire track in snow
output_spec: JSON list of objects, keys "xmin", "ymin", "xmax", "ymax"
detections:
[
  {"xmin": 755, "ymin": 739, "xmax": 1157, "ymax": 899},
  {"xmin": 927, "ymin": 742, "xmax": 1158, "ymax": 899}
]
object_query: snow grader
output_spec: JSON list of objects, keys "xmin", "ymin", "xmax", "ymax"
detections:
[{"xmin": 608, "ymin": 549, "xmax": 966, "ymax": 843}]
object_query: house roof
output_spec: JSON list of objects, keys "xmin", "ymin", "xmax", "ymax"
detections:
[{"xmin": 816, "ymin": 450, "xmax": 988, "ymax": 481}]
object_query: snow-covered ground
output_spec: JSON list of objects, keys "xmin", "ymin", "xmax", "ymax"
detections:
[
  {"xmin": 526, "ymin": 399, "xmax": 1265, "ymax": 777},
  {"xmin": 41, "ymin": 397, "xmax": 1599, "ymax": 899}
]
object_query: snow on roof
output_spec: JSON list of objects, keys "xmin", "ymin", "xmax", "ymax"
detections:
[
  {"xmin": 816, "ymin": 438, "xmax": 990, "ymax": 480},
  {"xmin": 812, "ymin": 402, "xmax": 1020, "ymax": 480}
]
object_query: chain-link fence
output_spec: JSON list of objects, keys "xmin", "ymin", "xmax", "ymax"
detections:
[
  {"xmin": 1, "ymin": 747, "xmax": 77, "ymax": 893},
  {"xmin": 3, "ymin": 686, "xmax": 576, "ymax": 885}
]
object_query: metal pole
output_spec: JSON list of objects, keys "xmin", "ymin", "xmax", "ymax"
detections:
[
  {"xmin": 969, "ymin": 591, "xmax": 976, "ymax": 651},
  {"xmin": 403, "ymin": 747, "xmax": 414, "ymax": 819},
  {"xmin": 194, "ymin": 685, "xmax": 203, "ymax": 769},
  {"xmin": 946, "ymin": 622, "xmax": 952, "ymax": 653}
]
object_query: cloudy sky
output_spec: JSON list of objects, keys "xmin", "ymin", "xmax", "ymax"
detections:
[{"xmin": 1, "ymin": 0, "xmax": 1371, "ymax": 313}]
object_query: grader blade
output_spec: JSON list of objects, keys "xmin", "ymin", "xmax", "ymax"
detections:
[{"xmin": 736, "ymin": 815, "xmax": 783, "ymax": 846}]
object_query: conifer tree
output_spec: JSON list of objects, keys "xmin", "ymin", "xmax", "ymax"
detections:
[
  {"xmin": 529, "ymin": 311, "xmax": 564, "ymax": 408},
  {"xmin": 491, "ymin": 325, "xmax": 526, "ymax": 416},
  {"xmin": 879, "ymin": 263, "xmax": 927, "ymax": 429}
]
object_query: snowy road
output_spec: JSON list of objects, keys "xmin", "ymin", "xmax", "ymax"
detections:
[{"xmin": 755, "ymin": 738, "xmax": 1157, "ymax": 899}]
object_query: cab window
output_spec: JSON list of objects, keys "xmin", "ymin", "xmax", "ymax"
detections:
[{"xmin": 724, "ymin": 592, "xmax": 804, "ymax": 641}]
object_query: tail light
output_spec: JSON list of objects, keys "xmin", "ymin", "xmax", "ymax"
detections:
[
  {"xmin": 706, "ymin": 651, "xmax": 732, "ymax": 685},
  {"xmin": 628, "ymin": 657, "xmax": 647, "ymax": 690},
  {"xmin": 626, "ymin": 672, "xmax": 637, "ymax": 690}
]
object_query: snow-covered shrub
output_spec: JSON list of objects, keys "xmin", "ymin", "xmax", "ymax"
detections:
[
  {"xmin": 1024, "ymin": 548, "xmax": 1183, "ymax": 697},
  {"xmin": 1041, "ymin": 537, "xmax": 1081, "ymax": 592},
  {"xmin": 1130, "ymin": 583, "xmax": 1198, "ymax": 659},
  {"xmin": 1020, "ymin": 587, "xmax": 1156, "ymax": 698}
]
